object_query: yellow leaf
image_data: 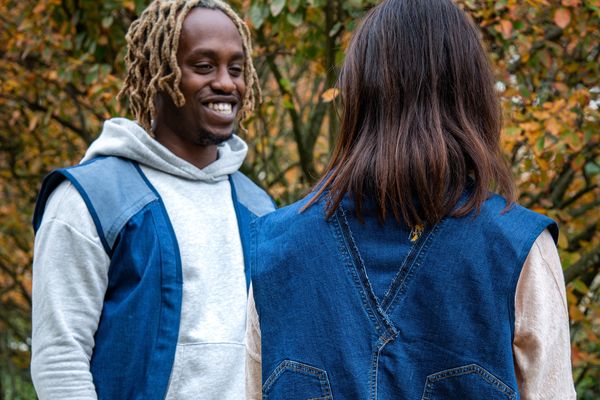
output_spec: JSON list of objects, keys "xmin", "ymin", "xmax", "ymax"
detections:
[
  {"xmin": 532, "ymin": 110, "xmax": 551, "ymax": 120},
  {"xmin": 321, "ymin": 88, "xmax": 339, "ymax": 103},
  {"xmin": 520, "ymin": 121, "xmax": 541, "ymax": 132},
  {"xmin": 28, "ymin": 114, "xmax": 39, "ymax": 132},
  {"xmin": 554, "ymin": 8, "xmax": 571, "ymax": 29},
  {"xmin": 557, "ymin": 232, "xmax": 569, "ymax": 249},
  {"xmin": 534, "ymin": 157, "xmax": 549, "ymax": 171}
]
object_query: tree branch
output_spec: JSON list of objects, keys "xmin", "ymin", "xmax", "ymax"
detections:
[
  {"xmin": 257, "ymin": 30, "xmax": 317, "ymax": 181},
  {"xmin": 564, "ymin": 245, "xmax": 600, "ymax": 284},
  {"xmin": 23, "ymin": 98, "xmax": 93, "ymax": 143}
]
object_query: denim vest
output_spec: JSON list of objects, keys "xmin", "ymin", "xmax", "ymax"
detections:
[
  {"xmin": 32, "ymin": 156, "xmax": 275, "ymax": 400},
  {"xmin": 251, "ymin": 193, "xmax": 557, "ymax": 400}
]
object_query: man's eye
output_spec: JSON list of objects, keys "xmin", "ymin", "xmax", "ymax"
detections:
[
  {"xmin": 194, "ymin": 64, "xmax": 212, "ymax": 72},
  {"xmin": 229, "ymin": 66, "xmax": 243, "ymax": 76}
]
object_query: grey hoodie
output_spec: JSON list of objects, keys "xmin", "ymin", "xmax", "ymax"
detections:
[{"xmin": 31, "ymin": 118, "xmax": 250, "ymax": 399}]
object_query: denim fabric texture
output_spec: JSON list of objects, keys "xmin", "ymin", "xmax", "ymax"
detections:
[
  {"xmin": 251, "ymin": 192, "xmax": 557, "ymax": 400},
  {"xmin": 33, "ymin": 156, "xmax": 275, "ymax": 400}
]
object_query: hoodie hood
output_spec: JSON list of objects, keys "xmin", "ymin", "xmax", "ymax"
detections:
[{"xmin": 82, "ymin": 118, "xmax": 247, "ymax": 182}]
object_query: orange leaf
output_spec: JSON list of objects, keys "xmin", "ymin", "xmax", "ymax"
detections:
[
  {"xmin": 554, "ymin": 8, "xmax": 571, "ymax": 29},
  {"xmin": 553, "ymin": 82, "xmax": 569, "ymax": 93},
  {"xmin": 545, "ymin": 118, "xmax": 562, "ymax": 136},
  {"xmin": 321, "ymin": 88, "xmax": 339, "ymax": 103},
  {"xmin": 498, "ymin": 20, "xmax": 513, "ymax": 39}
]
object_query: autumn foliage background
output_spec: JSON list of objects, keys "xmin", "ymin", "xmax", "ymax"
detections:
[{"xmin": 0, "ymin": 0, "xmax": 598, "ymax": 398}]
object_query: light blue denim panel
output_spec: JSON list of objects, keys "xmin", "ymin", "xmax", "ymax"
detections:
[
  {"xmin": 230, "ymin": 171, "xmax": 275, "ymax": 217},
  {"xmin": 62, "ymin": 157, "xmax": 158, "ymax": 253}
]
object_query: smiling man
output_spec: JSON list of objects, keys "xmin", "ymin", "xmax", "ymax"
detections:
[{"xmin": 30, "ymin": 1, "xmax": 274, "ymax": 399}]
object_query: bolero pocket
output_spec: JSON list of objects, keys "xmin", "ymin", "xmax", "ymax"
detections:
[
  {"xmin": 421, "ymin": 364, "xmax": 517, "ymax": 400},
  {"xmin": 263, "ymin": 360, "xmax": 333, "ymax": 400}
]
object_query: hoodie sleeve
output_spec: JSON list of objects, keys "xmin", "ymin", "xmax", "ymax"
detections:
[
  {"xmin": 31, "ymin": 181, "xmax": 109, "ymax": 400},
  {"xmin": 513, "ymin": 229, "xmax": 576, "ymax": 399},
  {"xmin": 245, "ymin": 284, "xmax": 262, "ymax": 400}
]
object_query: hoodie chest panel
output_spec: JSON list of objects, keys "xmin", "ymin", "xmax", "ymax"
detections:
[{"xmin": 141, "ymin": 165, "xmax": 246, "ymax": 345}]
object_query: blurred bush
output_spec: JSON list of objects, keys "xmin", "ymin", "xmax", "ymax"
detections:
[{"xmin": 0, "ymin": 0, "xmax": 598, "ymax": 397}]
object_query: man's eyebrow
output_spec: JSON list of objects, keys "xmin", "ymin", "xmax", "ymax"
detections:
[{"xmin": 187, "ymin": 48, "xmax": 245, "ymax": 60}]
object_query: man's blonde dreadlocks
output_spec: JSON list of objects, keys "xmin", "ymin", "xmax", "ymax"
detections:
[{"xmin": 118, "ymin": 0, "xmax": 261, "ymax": 134}]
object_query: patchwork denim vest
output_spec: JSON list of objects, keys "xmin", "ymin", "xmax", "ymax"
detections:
[
  {"xmin": 251, "ymin": 193, "xmax": 557, "ymax": 400},
  {"xmin": 33, "ymin": 156, "xmax": 275, "ymax": 400}
]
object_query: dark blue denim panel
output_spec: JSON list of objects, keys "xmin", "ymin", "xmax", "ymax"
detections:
[
  {"xmin": 252, "ymin": 197, "xmax": 375, "ymax": 398},
  {"xmin": 341, "ymin": 197, "xmax": 413, "ymax": 303},
  {"xmin": 91, "ymin": 201, "xmax": 182, "ymax": 400},
  {"xmin": 263, "ymin": 360, "xmax": 332, "ymax": 400},
  {"xmin": 332, "ymin": 207, "xmax": 397, "ymax": 341}
]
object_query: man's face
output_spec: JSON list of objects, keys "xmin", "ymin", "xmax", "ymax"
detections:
[{"xmin": 157, "ymin": 7, "xmax": 247, "ymax": 147}]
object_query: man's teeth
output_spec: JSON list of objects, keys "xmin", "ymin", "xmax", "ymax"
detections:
[{"xmin": 208, "ymin": 103, "xmax": 233, "ymax": 114}]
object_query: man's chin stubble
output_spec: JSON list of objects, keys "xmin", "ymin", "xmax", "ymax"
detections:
[{"xmin": 194, "ymin": 131, "xmax": 234, "ymax": 146}]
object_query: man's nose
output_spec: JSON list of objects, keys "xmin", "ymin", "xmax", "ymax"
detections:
[{"xmin": 212, "ymin": 67, "xmax": 236, "ymax": 93}]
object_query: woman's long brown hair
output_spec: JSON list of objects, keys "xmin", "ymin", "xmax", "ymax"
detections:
[{"xmin": 304, "ymin": 0, "xmax": 515, "ymax": 227}]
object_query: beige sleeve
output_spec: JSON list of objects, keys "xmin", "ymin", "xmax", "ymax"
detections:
[
  {"xmin": 513, "ymin": 229, "xmax": 577, "ymax": 399},
  {"xmin": 246, "ymin": 285, "xmax": 263, "ymax": 400}
]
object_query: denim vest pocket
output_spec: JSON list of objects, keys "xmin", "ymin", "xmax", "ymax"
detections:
[
  {"xmin": 421, "ymin": 364, "xmax": 516, "ymax": 400},
  {"xmin": 263, "ymin": 360, "xmax": 333, "ymax": 400}
]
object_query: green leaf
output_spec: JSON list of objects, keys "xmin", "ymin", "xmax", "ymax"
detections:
[
  {"xmin": 101, "ymin": 16, "xmax": 113, "ymax": 29},
  {"xmin": 572, "ymin": 280, "xmax": 590, "ymax": 295},
  {"xmin": 250, "ymin": 3, "xmax": 267, "ymax": 29},
  {"xmin": 308, "ymin": 0, "xmax": 326, "ymax": 7},
  {"xmin": 286, "ymin": 12, "xmax": 303, "ymax": 27},
  {"xmin": 536, "ymin": 135, "xmax": 545, "ymax": 152},
  {"xmin": 584, "ymin": 161, "xmax": 600, "ymax": 176},
  {"xmin": 288, "ymin": 0, "xmax": 302, "ymax": 13},
  {"xmin": 283, "ymin": 97, "xmax": 295, "ymax": 110},
  {"xmin": 329, "ymin": 22, "xmax": 342, "ymax": 37},
  {"xmin": 85, "ymin": 65, "xmax": 99, "ymax": 85},
  {"xmin": 270, "ymin": 0, "xmax": 286, "ymax": 17},
  {"xmin": 504, "ymin": 126, "xmax": 522, "ymax": 137},
  {"xmin": 135, "ymin": 0, "xmax": 147, "ymax": 14},
  {"xmin": 279, "ymin": 78, "xmax": 293, "ymax": 93}
]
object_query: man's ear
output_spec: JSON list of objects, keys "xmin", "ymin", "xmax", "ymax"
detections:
[
  {"xmin": 154, "ymin": 92, "xmax": 164, "ymax": 110},
  {"xmin": 150, "ymin": 93, "xmax": 166, "ymax": 135}
]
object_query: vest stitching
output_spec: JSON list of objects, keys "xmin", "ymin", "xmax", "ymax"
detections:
[
  {"xmin": 263, "ymin": 360, "xmax": 332, "ymax": 399},
  {"xmin": 334, "ymin": 207, "xmax": 398, "ymax": 339},
  {"xmin": 145, "ymin": 209, "xmax": 166, "ymax": 398},
  {"xmin": 383, "ymin": 221, "xmax": 444, "ymax": 314},
  {"xmin": 371, "ymin": 336, "xmax": 394, "ymax": 400},
  {"xmin": 369, "ymin": 343, "xmax": 379, "ymax": 400},
  {"xmin": 420, "ymin": 364, "xmax": 516, "ymax": 400},
  {"xmin": 133, "ymin": 163, "xmax": 184, "ymax": 397},
  {"xmin": 331, "ymin": 210, "xmax": 384, "ymax": 337},
  {"xmin": 106, "ymin": 191, "xmax": 157, "ymax": 251}
]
